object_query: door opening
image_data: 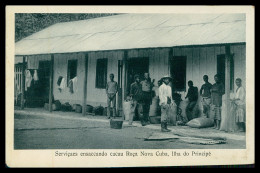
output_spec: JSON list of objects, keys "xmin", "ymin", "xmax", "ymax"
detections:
[
  {"xmin": 25, "ymin": 60, "xmax": 51, "ymax": 107},
  {"xmin": 126, "ymin": 57, "xmax": 149, "ymax": 96},
  {"xmin": 170, "ymin": 56, "xmax": 187, "ymax": 92},
  {"xmin": 217, "ymin": 54, "xmax": 234, "ymax": 91}
]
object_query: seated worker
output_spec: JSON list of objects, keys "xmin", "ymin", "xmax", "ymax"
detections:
[{"xmin": 185, "ymin": 80, "xmax": 199, "ymax": 121}]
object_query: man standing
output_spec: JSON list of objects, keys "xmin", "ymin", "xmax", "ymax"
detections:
[
  {"xmin": 130, "ymin": 74, "xmax": 146, "ymax": 126},
  {"xmin": 185, "ymin": 80, "xmax": 199, "ymax": 121},
  {"xmin": 106, "ymin": 73, "xmax": 118, "ymax": 119},
  {"xmin": 141, "ymin": 73, "xmax": 154, "ymax": 124},
  {"xmin": 211, "ymin": 74, "xmax": 225, "ymax": 130},
  {"xmin": 159, "ymin": 75, "xmax": 173, "ymax": 132},
  {"xmin": 232, "ymin": 78, "xmax": 246, "ymax": 132},
  {"xmin": 200, "ymin": 75, "xmax": 213, "ymax": 118}
]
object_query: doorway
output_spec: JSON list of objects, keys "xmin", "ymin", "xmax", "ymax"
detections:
[
  {"xmin": 25, "ymin": 60, "xmax": 51, "ymax": 107},
  {"xmin": 217, "ymin": 54, "xmax": 234, "ymax": 91},
  {"xmin": 126, "ymin": 57, "xmax": 149, "ymax": 96},
  {"xmin": 170, "ymin": 56, "xmax": 187, "ymax": 92}
]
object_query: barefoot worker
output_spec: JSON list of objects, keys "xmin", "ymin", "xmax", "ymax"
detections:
[
  {"xmin": 106, "ymin": 73, "xmax": 118, "ymax": 119},
  {"xmin": 211, "ymin": 74, "xmax": 225, "ymax": 130},
  {"xmin": 200, "ymin": 75, "xmax": 213, "ymax": 118},
  {"xmin": 159, "ymin": 75, "xmax": 173, "ymax": 132}
]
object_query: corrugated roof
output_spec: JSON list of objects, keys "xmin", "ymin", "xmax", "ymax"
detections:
[{"xmin": 15, "ymin": 13, "xmax": 246, "ymax": 55}]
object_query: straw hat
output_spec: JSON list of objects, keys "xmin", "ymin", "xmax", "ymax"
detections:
[{"xmin": 161, "ymin": 75, "xmax": 172, "ymax": 80}]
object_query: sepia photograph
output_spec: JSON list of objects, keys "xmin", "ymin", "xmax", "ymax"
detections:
[{"xmin": 6, "ymin": 6, "xmax": 255, "ymax": 167}]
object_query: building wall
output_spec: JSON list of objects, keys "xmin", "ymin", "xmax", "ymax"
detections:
[
  {"xmin": 172, "ymin": 44, "xmax": 246, "ymax": 115},
  {"xmin": 24, "ymin": 44, "xmax": 245, "ymax": 111},
  {"xmin": 172, "ymin": 44, "xmax": 246, "ymax": 98},
  {"xmin": 87, "ymin": 51, "xmax": 124, "ymax": 107},
  {"xmin": 53, "ymin": 53, "xmax": 86, "ymax": 105},
  {"xmin": 52, "ymin": 51, "xmax": 124, "ymax": 107}
]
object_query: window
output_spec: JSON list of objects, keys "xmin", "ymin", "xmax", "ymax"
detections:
[
  {"xmin": 170, "ymin": 56, "xmax": 187, "ymax": 91},
  {"xmin": 67, "ymin": 59, "xmax": 78, "ymax": 86},
  {"xmin": 96, "ymin": 58, "xmax": 108, "ymax": 89}
]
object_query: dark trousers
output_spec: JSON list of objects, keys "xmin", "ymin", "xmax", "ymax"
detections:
[{"xmin": 142, "ymin": 92, "xmax": 151, "ymax": 122}]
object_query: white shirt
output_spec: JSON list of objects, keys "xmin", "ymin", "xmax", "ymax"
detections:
[
  {"xmin": 158, "ymin": 83, "xmax": 172, "ymax": 105},
  {"xmin": 235, "ymin": 86, "xmax": 245, "ymax": 105}
]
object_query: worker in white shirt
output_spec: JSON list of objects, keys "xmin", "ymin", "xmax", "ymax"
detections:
[{"xmin": 158, "ymin": 75, "xmax": 173, "ymax": 132}]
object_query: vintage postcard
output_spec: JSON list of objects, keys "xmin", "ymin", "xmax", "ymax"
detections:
[{"xmin": 6, "ymin": 6, "xmax": 255, "ymax": 167}]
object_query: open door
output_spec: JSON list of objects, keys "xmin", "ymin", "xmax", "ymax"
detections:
[
  {"xmin": 25, "ymin": 60, "xmax": 50, "ymax": 107},
  {"xmin": 127, "ymin": 57, "xmax": 149, "ymax": 95},
  {"xmin": 217, "ymin": 54, "xmax": 234, "ymax": 91}
]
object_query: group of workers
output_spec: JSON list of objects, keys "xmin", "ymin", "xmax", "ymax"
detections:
[{"xmin": 105, "ymin": 72, "xmax": 246, "ymax": 133}]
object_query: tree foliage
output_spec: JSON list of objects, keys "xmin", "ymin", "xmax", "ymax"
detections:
[{"xmin": 15, "ymin": 13, "xmax": 118, "ymax": 42}]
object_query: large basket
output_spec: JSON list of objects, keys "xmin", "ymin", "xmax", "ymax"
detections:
[{"xmin": 110, "ymin": 119, "xmax": 123, "ymax": 129}]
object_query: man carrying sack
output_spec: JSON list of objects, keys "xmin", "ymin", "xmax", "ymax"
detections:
[{"xmin": 159, "ymin": 75, "xmax": 173, "ymax": 132}]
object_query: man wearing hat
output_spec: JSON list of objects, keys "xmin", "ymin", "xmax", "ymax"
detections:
[
  {"xmin": 129, "ymin": 74, "xmax": 146, "ymax": 126},
  {"xmin": 158, "ymin": 75, "xmax": 173, "ymax": 132}
]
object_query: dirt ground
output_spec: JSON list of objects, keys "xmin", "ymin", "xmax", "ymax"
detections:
[{"xmin": 14, "ymin": 110, "xmax": 246, "ymax": 149}]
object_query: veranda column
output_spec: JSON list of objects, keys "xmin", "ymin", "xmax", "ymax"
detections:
[
  {"xmin": 82, "ymin": 54, "xmax": 89, "ymax": 116},
  {"xmin": 123, "ymin": 50, "xmax": 128, "ymax": 100},
  {"xmin": 20, "ymin": 56, "xmax": 26, "ymax": 109},
  {"xmin": 48, "ymin": 54, "xmax": 54, "ymax": 112},
  {"xmin": 224, "ymin": 45, "xmax": 231, "ymax": 124}
]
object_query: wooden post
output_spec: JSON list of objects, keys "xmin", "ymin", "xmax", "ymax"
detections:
[
  {"xmin": 224, "ymin": 45, "xmax": 231, "ymax": 123},
  {"xmin": 82, "ymin": 54, "xmax": 89, "ymax": 116},
  {"xmin": 20, "ymin": 56, "xmax": 26, "ymax": 109},
  {"xmin": 123, "ymin": 51, "xmax": 128, "ymax": 100},
  {"xmin": 168, "ymin": 48, "xmax": 173, "ymax": 75},
  {"xmin": 48, "ymin": 55, "xmax": 54, "ymax": 112}
]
